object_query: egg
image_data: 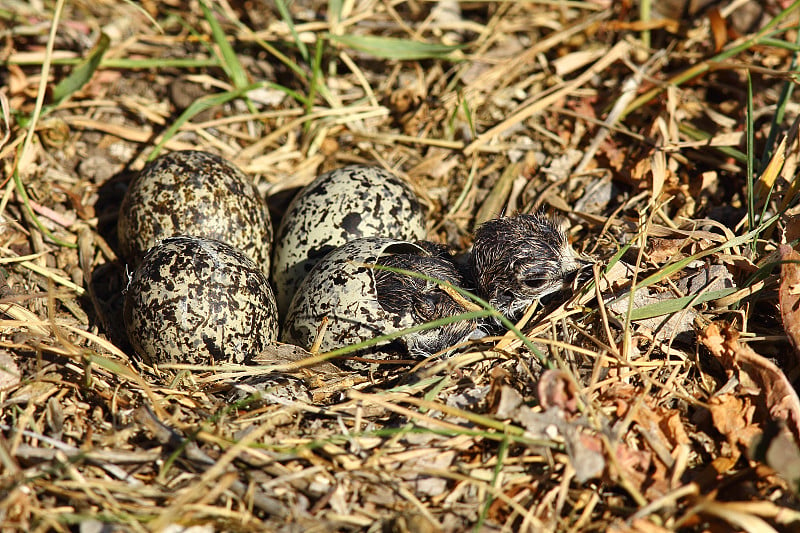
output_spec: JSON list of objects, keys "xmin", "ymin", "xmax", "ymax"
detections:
[
  {"xmin": 271, "ymin": 165, "xmax": 427, "ymax": 317},
  {"xmin": 117, "ymin": 150, "xmax": 273, "ymax": 273},
  {"xmin": 123, "ymin": 236, "xmax": 278, "ymax": 366},
  {"xmin": 282, "ymin": 237, "xmax": 483, "ymax": 369}
]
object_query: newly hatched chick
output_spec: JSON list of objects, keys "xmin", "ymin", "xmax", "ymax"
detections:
[
  {"xmin": 282, "ymin": 237, "xmax": 482, "ymax": 366},
  {"xmin": 469, "ymin": 213, "xmax": 590, "ymax": 321},
  {"xmin": 375, "ymin": 251, "xmax": 482, "ymax": 357}
]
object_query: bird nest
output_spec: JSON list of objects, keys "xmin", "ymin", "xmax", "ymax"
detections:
[{"xmin": 2, "ymin": 1, "xmax": 800, "ymax": 531}]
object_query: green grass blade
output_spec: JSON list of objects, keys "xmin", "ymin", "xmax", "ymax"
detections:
[
  {"xmin": 611, "ymin": 212, "xmax": 781, "ymax": 303},
  {"xmin": 51, "ymin": 32, "xmax": 109, "ymax": 106},
  {"xmin": 476, "ymin": 435, "xmax": 510, "ymax": 532},
  {"xmin": 757, "ymin": 37, "xmax": 800, "ymax": 51},
  {"xmin": 305, "ymin": 37, "xmax": 325, "ymax": 118},
  {"xmin": 746, "ymin": 71, "xmax": 756, "ymax": 253},
  {"xmin": 327, "ymin": 0, "xmax": 343, "ymax": 25},
  {"xmin": 275, "ymin": 0, "xmax": 310, "ymax": 63},
  {"xmin": 760, "ymin": 31, "xmax": 800, "ymax": 168},
  {"xmin": 677, "ymin": 122, "xmax": 747, "ymax": 162},
  {"xmin": 13, "ymin": 148, "xmax": 77, "ymax": 249},
  {"xmin": 626, "ymin": 288, "xmax": 738, "ymax": 321},
  {"xmin": 318, "ymin": 309, "xmax": 494, "ymax": 360},
  {"xmin": 223, "ymin": 18, "xmax": 309, "ymax": 83},
  {"xmin": 198, "ymin": 0, "xmax": 248, "ymax": 90},
  {"xmin": 640, "ymin": 0, "xmax": 651, "ymax": 50},
  {"xmin": 330, "ymin": 34, "xmax": 463, "ymax": 60},
  {"xmin": 148, "ymin": 81, "xmax": 306, "ymax": 160}
]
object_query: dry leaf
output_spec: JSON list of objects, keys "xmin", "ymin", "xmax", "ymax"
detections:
[
  {"xmin": 611, "ymin": 442, "xmax": 652, "ymax": 493},
  {"xmin": 701, "ymin": 323, "xmax": 800, "ymax": 446},
  {"xmin": 602, "ymin": 138, "xmax": 630, "ymax": 173},
  {"xmin": 569, "ymin": 430, "xmax": 606, "ymax": 483},
  {"xmin": 708, "ymin": 394, "xmax": 761, "ymax": 449},
  {"xmin": 537, "ymin": 369, "xmax": 578, "ymax": 414},
  {"xmin": 0, "ymin": 350, "xmax": 20, "ymax": 390},
  {"xmin": 492, "ymin": 385, "xmax": 606, "ymax": 482},
  {"xmin": 786, "ymin": 215, "xmax": 800, "ymax": 244},
  {"xmin": 708, "ymin": 7, "xmax": 728, "ymax": 52},
  {"xmin": 649, "ymin": 238, "xmax": 686, "ymax": 264}
]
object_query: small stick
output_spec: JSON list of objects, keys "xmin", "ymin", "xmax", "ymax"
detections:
[{"xmin": 309, "ymin": 316, "xmax": 329, "ymax": 355}]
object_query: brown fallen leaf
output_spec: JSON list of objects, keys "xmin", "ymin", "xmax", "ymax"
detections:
[
  {"xmin": 491, "ymin": 385, "xmax": 606, "ymax": 482},
  {"xmin": 0, "ymin": 349, "xmax": 20, "ymax": 390},
  {"xmin": 662, "ymin": 410, "xmax": 691, "ymax": 447},
  {"xmin": 691, "ymin": 454, "xmax": 742, "ymax": 493},
  {"xmin": 569, "ymin": 430, "xmax": 606, "ymax": 484},
  {"xmin": 497, "ymin": 382, "xmax": 675, "ymax": 494},
  {"xmin": 700, "ymin": 324, "xmax": 800, "ymax": 442},
  {"xmin": 537, "ymin": 369, "xmax": 579, "ymax": 414},
  {"xmin": 386, "ymin": 86, "xmax": 431, "ymax": 136},
  {"xmin": 648, "ymin": 237, "xmax": 687, "ymax": 264},
  {"xmin": 610, "ymin": 441, "xmax": 654, "ymax": 496},
  {"xmin": 779, "ymin": 244, "xmax": 800, "ymax": 362},
  {"xmin": 486, "ymin": 366, "xmax": 514, "ymax": 413},
  {"xmin": 598, "ymin": 382, "xmax": 687, "ymax": 497},
  {"xmin": 708, "ymin": 394, "xmax": 761, "ymax": 450},
  {"xmin": 708, "ymin": 7, "xmax": 728, "ymax": 52}
]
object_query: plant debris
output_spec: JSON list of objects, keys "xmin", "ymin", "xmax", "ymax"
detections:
[{"xmin": 2, "ymin": 0, "xmax": 800, "ymax": 531}]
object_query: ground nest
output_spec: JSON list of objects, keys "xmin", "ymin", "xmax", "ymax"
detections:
[{"xmin": 3, "ymin": 1, "xmax": 800, "ymax": 531}]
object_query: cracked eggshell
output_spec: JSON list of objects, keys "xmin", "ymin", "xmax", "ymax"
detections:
[
  {"xmin": 271, "ymin": 165, "xmax": 426, "ymax": 316},
  {"xmin": 282, "ymin": 237, "xmax": 423, "ymax": 357},
  {"xmin": 124, "ymin": 236, "xmax": 278, "ymax": 366},
  {"xmin": 118, "ymin": 150, "xmax": 273, "ymax": 274}
]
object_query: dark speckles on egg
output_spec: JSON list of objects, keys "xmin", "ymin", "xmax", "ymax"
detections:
[
  {"xmin": 341, "ymin": 212, "xmax": 362, "ymax": 233},
  {"xmin": 271, "ymin": 165, "xmax": 426, "ymax": 317},
  {"xmin": 117, "ymin": 150, "xmax": 273, "ymax": 275},
  {"xmin": 123, "ymin": 236, "xmax": 278, "ymax": 366}
]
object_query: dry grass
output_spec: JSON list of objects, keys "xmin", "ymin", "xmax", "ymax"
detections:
[{"xmin": 2, "ymin": 0, "xmax": 800, "ymax": 531}]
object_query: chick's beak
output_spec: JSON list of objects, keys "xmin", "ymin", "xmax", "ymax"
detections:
[{"xmin": 561, "ymin": 253, "xmax": 594, "ymax": 284}]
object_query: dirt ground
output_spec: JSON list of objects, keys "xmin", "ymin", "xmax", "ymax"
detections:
[{"xmin": 3, "ymin": 0, "xmax": 800, "ymax": 531}]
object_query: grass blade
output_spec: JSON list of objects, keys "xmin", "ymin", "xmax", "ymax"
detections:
[
  {"xmin": 148, "ymin": 81, "xmax": 306, "ymax": 160},
  {"xmin": 612, "ymin": 212, "xmax": 781, "ymax": 303},
  {"xmin": 627, "ymin": 288, "xmax": 738, "ymax": 321},
  {"xmin": 275, "ymin": 0, "xmax": 310, "ymax": 63},
  {"xmin": 746, "ymin": 71, "xmax": 756, "ymax": 253},
  {"xmin": 330, "ymin": 34, "xmax": 463, "ymax": 60},
  {"xmin": 51, "ymin": 32, "xmax": 109, "ymax": 106},
  {"xmin": 197, "ymin": 0, "xmax": 248, "ymax": 89}
]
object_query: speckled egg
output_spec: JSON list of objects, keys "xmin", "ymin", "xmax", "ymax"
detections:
[
  {"xmin": 117, "ymin": 150, "xmax": 273, "ymax": 273},
  {"xmin": 123, "ymin": 236, "xmax": 278, "ymax": 366},
  {"xmin": 271, "ymin": 165, "xmax": 427, "ymax": 316},
  {"xmin": 282, "ymin": 237, "xmax": 482, "ymax": 368}
]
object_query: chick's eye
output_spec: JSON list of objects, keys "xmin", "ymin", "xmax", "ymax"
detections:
[{"xmin": 522, "ymin": 277, "xmax": 548, "ymax": 290}]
